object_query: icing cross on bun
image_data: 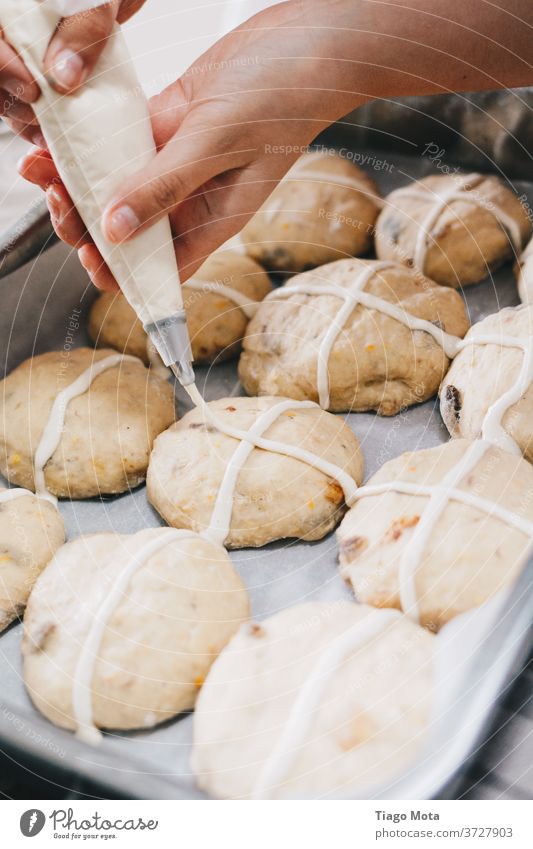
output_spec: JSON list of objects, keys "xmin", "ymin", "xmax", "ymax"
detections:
[
  {"xmin": 148, "ymin": 393, "xmax": 363, "ymax": 549},
  {"xmin": 0, "ymin": 348, "xmax": 175, "ymax": 500},
  {"xmin": 337, "ymin": 439, "xmax": 533, "ymax": 631},
  {"xmin": 23, "ymin": 528, "xmax": 249, "ymax": 742},
  {"xmin": 375, "ymin": 173, "xmax": 530, "ymax": 287},
  {"xmin": 192, "ymin": 602, "xmax": 433, "ymax": 799},
  {"xmin": 440, "ymin": 305, "xmax": 533, "ymax": 462},
  {"xmin": 241, "ymin": 151, "xmax": 382, "ymax": 273},
  {"xmin": 239, "ymin": 258, "xmax": 469, "ymax": 414}
]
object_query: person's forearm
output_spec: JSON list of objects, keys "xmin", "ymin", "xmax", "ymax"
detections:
[
  {"xmin": 195, "ymin": 0, "xmax": 533, "ymax": 168},
  {"xmin": 348, "ymin": 0, "xmax": 533, "ymax": 96},
  {"xmin": 242, "ymin": 0, "xmax": 533, "ymax": 122},
  {"xmin": 18, "ymin": 0, "xmax": 533, "ymax": 290}
]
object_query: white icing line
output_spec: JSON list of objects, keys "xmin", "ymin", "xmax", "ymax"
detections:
[
  {"xmin": 517, "ymin": 239, "xmax": 533, "ymax": 304},
  {"xmin": 286, "ymin": 168, "xmax": 383, "ymax": 206},
  {"xmin": 201, "ymin": 400, "xmax": 304, "ymax": 546},
  {"xmin": 392, "ymin": 173, "xmax": 523, "ymax": 274},
  {"xmin": 0, "ymin": 488, "xmax": 35, "ymax": 504},
  {"xmin": 261, "ymin": 155, "xmax": 383, "ymax": 225},
  {"xmin": 355, "ymin": 291, "xmax": 462, "ymax": 358},
  {"xmin": 455, "ymin": 334, "xmax": 533, "ymax": 455},
  {"xmin": 220, "ymin": 233, "xmax": 246, "ymax": 254},
  {"xmin": 185, "ymin": 386, "xmax": 358, "ymax": 547},
  {"xmin": 354, "ymin": 480, "xmax": 533, "ymax": 538},
  {"xmin": 263, "ymin": 197, "xmax": 284, "ymax": 224},
  {"xmin": 33, "ymin": 354, "xmax": 140, "ymax": 505},
  {"xmin": 251, "ymin": 607, "xmax": 400, "ymax": 799},
  {"xmin": 398, "ymin": 440, "xmax": 488, "ymax": 621},
  {"xmin": 288, "ymin": 153, "xmax": 383, "ymax": 204},
  {"xmin": 267, "ymin": 262, "xmax": 461, "ymax": 407},
  {"xmin": 456, "ymin": 333, "xmax": 527, "ymax": 350},
  {"xmin": 72, "ymin": 528, "xmax": 198, "ymax": 745},
  {"xmin": 350, "ymin": 439, "xmax": 533, "ymax": 623},
  {"xmin": 184, "ymin": 279, "xmax": 259, "ymax": 319},
  {"xmin": 344, "ymin": 323, "xmax": 533, "ymax": 617}
]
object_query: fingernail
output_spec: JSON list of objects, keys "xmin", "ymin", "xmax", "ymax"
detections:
[
  {"xmin": 104, "ymin": 205, "xmax": 140, "ymax": 242},
  {"xmin": 46, "ymin": 189, "xmax": 60, "ymax": 220},
  {"xmin": 51, "ymin": 49, "xmax": 85, "ymax": 89},
  {"xmin": 16, "ymin": 153, "xmax": 29, "ymax": 174},
  {"xmin": 32, "ymin": 131, "xmax": 46, "ymax": 149},
  {"xmin": 47, "ymin": 185, "xmax": 63, "ymax": 206},
  {"xmin": 78, "ymin": 248, "xmax": 91, "ymax": 271}
]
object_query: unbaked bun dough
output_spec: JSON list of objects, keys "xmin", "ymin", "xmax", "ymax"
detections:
[
  {"xmin": 440, "ymin": 305, "xmax": 533, "ymax": 462},
  {"xmin": 337, "ymin": 439, "xmax": 533, "ymax": 631},
  {"xmin": 515, "ymin": 237, "xmax": 533, "ymax": 304},
  {"xmin": 239, "ymin": 258, "xmax": 469, "ymax": 414},
  {"xmin": 241, "ymin": 152, "xmax": 382, "ymax": 273},
  {"xmin": 88, "ymin": 250, "xmax": 272, "ymax": 365},
  {"xmin": 23, "ymin": 528, "xmax": 249, "ymax": 740},
  {"xmin": 147, "ymin": 395, "xmax": 363, "ymax": 549},
  {"xmin": 0, "ymin": 488, "xmax": 64, "ymax": 632},
  {"xmin": 0, "ymin": 347, "xmax": 175, "ymax": 499},
  {"xmin": 375, "ymin": 173, "xmax": 530, "ymax": 287},
  {"xmin": 192, "ymin": 602, "xmax": 433, "ymax": 799}
]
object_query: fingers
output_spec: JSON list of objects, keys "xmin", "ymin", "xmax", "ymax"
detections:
[
  {"xmin": 0, "ymin": 32, "xmax": 40, "ymax": 103},
  {"xmin": 18, "ymin": 148, "xmax": 118, "ymax": 292},
  {"xmin": 46, "ymin": 182, "xmax": 118, "ymax": 291},
  {"xmin": 46, "ymin": 183, "xmax": 90, "ymax": 249},
  {"xmin": 116, "ymin": 0, "xmax": 148, "ymax": 24},
  {"xmin": 78, "ymin": 244, "xmax": 118, "ymax": 291},
  {"xmin": 44, "ymin": 2, "xmax": 119, "ymax": 93},
  {"xmin": 0, "ymin": 90, "xmax": 38, "ymax": 126},
  {"xmin": 171, "ymin": 169, "xmax": 273, "ymax": 280},
  {"xmin": 101, "ymin": 130, "xmax": 246, "ymax": 245},
  {"xmin": 18, "ymin": 148, "xmax": 58, "ymax": 189},
  {"xmin": 45, "ymin": 182, "xmax": 118, "ymax": 291},
  {"xmin": 1, "ymin": 114, "xmax": 43, "ymax": 146},
  {"xmin": 46, "ymin": 184, "xmax": 118, "ymax": 291},
  {"xmin": 18, "ymin": 142, "xmax": 117, "ymax": 292},
  {"xmin": 0, "ymin": 42, "xmax": 40, "ymax": 144}
]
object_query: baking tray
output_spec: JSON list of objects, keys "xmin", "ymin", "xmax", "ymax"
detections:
[{"xmin": 0, "ymin": 149, "xmax": 532, "ymax": 800}]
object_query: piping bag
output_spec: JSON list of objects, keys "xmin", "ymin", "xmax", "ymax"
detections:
[{"xmin": 0, "ymin": 0, "xmax": 195, "ymax": 386}]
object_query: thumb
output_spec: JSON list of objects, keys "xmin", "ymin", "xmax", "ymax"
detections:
[
  {"xmin": 44, "ymin": 1, "xmax": 119, "ymax": 93},
  {"xmin": 101, "ymin": 128, "xmax": 246, "ymax": 243}
]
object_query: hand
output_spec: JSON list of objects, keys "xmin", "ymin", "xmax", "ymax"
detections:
[
  {"xmin": 1, "ymin": 1, "xmax": 146, "ymax": 144},
  {"xmin": 18, "ymin": 0, "xmax": 533, "ymax": 291},
  {"xmin": 19, "ymin": 0, "xmax": 363, "ymax": 290}
]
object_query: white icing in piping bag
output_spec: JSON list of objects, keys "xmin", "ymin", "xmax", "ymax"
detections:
[{"xmin": 0, "ymin": 0, "xmax": 194, "ymax": 385}]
